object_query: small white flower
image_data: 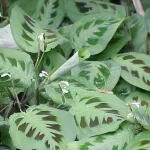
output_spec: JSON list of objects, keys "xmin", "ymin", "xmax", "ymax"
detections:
[
  {"xmin": 127, "ymin": 112, "xmax": 133, "ymax": 119},
  {"xmin": 41, "ymin": 70, "xmax": 48, "ymax": 75},
  {"xmin": 39, "ymin": 73, "xmax": 46, "ymax": 78},
  {"xmin": 60, "ymin": 81, "xmax": 69, "ymax": 86},
  {"xmin": 62, "ymin": 88, "xmax": 69, "ymax": 94},
  {"xmin": 38, "ymin": 33, "xmax": 44, "ymax": 41},
  {"xmin": 39, "ymin": 70, "xmax": 48, "ymax": 78},
  {"xmin": 1, "ymin": 73, "xmax": 11, "ymax": 78},
  {"xmin": 131, "ymin": 101, "xmax": 140, "ymax": 108}
]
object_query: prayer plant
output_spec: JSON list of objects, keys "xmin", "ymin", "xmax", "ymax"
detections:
[{"xmin": 1, "ymin": 0, "xmax": 150, "ymax": 150}]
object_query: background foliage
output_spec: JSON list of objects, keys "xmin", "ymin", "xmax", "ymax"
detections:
[{"xmin": 0, "ymin": 0, "xmax": 150, "ymax": 150}]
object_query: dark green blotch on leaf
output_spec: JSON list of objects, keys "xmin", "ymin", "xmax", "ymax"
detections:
[
  {"xmin": 142, "ymin": 66, "xmax": 150, "ymax": 73},
  {"xmin": 131, "ymin": 70, "xmax": 139, "ymax": 78},
  {"xmin": 123, "ymin": 55, "xmax": 135, "ymax": 60},
  {"xmin": 132, "ymin": 59, "xmax": 145, "ymax": 64},
  {"xmin": 24, "ymin": 16, "xmax": 35, "ymax": 26},
  {"xmin": 121, "ymin": 66, "xmax": 129, "ymax": 72}
]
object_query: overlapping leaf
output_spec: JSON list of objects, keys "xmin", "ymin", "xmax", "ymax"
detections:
[
  {"xmin": 9, "ymin": 105, "xmax": 76, "ymax": 150},
  {"xmin": 113, "ymin": 78, "xmax": 137, "ymax": 100},
  {"xmin": 0, "ymin": 116, "xmax": 15, "ymax": 150},
  {"xmin": 71, "ymin": 60, "xmax": 121, "ymax": 90},
  {"xmin": 10, "ymin": 6, "xmax": 67, "ymax": 53},
  {"xmin": 65, "ymin": 0, "xmax": 126, "ymax": 22},
  {"xmin": 93, "ymin": 27, "xmax": 130, "ymax": 61},
  {"xmin": 35, "ymin": 0, "xmax": 65, "ymax": 28},
  {"xmin": 48, "ymin": 50, "xmax": 90, "ymax": 82},
  {"xmin": 125, "ymin": 91, "xmax": 150, "ymax": 111},
  {"xmin": 43, "ymin": 76, "xmax": 95, "ymax": 106},
  {"xmin": 67, "ymin": 122, "xmax": 134, "ymax": 150},
  {"xmin": 69, "ymin": 90, "xmax": 131, "ymax": 139},
  {"xmin": 0, "ymin": 24, "xmax": 18, "ymax": 49},
  {"xmin": 128, "ymin": 14, "xmax": 147, "ymax": 53},
  {"xmin": 112, "ymin": 52, "xmax": 150, "ymax": 91},
  {"xmin": 0, "ymin": 48, "xmax": 34, "ymax": 88},
  {"xmin": 43, "ymin": 50, "xmax": 66, "ymax": 73},
  {"xmin": 130, "ymin": 104, "xmax": 150, "ymax": 130},
  {"xmin": 145, "ymin": 8, "xmax": 150, "ymax": 34},
  {"xmin": 69, "ymin": 14, "xmax": 124, "ymax": 55},
  {"xmin": 126, "ymin": 131, "xmax": 150, "ymax": 150}
]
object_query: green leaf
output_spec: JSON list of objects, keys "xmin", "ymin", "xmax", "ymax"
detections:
[
  {"xmin": 145, "ymin": 8, "xmax": 150, "ymax": 34},
  {"xmin": 43, "ymin": 76, "xmax": 95, "ymax": 106},
  {"xmin": 70, "ymin": 14, "xmax": 124, "ymax": 55},
  {"xmin": 130, "ymin": 105, "xmax": 150, "ymax": 130},
  {"xmin": 93, "ymin": 33, "xmax": 130, "ymax": 61},
  {"xmin": 65, "ymin": 0, "xmax": 126, "ymax": 22},
  {"xmin": 141, "ymin": 0, "xmax": 150, "ymax": 10},
  {"xmin": 112, "ymin": 52, "xmax": 150, "ymax": 91},
  {"xmin": 9, "ymin": 105, "xmax": 76, "ymax": 150},
  {"xmin": 0, "ymin": 48, "xmax": 34, "ymax": 88},
  {"xmin": 67, "ymin": 122, "xmax": 134, "ymax": 150},
  {"xmin": 0, "ymin": 116, "xmax": 15, "ymax": 150},
  {"xmin": 125, "ymin": 91, "xmax": 150, "ymax": 111},
  {"xmin": 126, "ymin": 131, "xmax": 150, "ymax": 150},
  {"xmin": 43, "ymin": 50, "xmax": 66, "ymax": 73},
  {"xmin": 0, "ymin": 24, "xmax": 18, "ymax": 49},
  {"xmin": 128, "ymin": 14, "xmax": 147, "ymax": 53},
  {"xmin": 113, "ymin": 78, "xmax": 137, "ymax": 100},
  {"xmin": 13, "ymin": 0, "xmax": 38, "ymax": 16},
  {"xmin": 35, "ymin": 0, "xmax": 65, "ymax": 28},
  {"xmin": 71, "ymin": 60, "xmax": 121, "ymax": 90},
  {"xmin": 59, "ymin": 24, "xmax": 73, "ymax": 39},
  {"xmin": 49, "ymin": 51, "xmax": 84, "ymax": 82},
  {"xmin": 10, "ymin": 6, "xmax": 67, "ymax": 53},
  {"xmin": 69, "ymin": 91, "xmax": 130, "ymax": 139}
]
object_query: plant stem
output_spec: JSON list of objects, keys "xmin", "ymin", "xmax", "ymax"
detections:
[
  {"xmin": 11, "ymin": 80, "xmax": 22, "ymax": 111},
  {"xmin": 1, "ymin": 0, "xmax": 7, "ymax": 16},
  {"xmin": 4, "ymin": 87, "xmax": 14, "ymax": 100},
  {"xmin": 4, "ymin": 101, "xmax": 13, "ymax": 119},
  {"xmin": 132, "ymin": 0, "xmax": 145, "ymax": 16},
  {"xmin": 0, "ymin": 103, "xmax": 11, "ymax": 113},
  {"xmin": 35, "ymin": 52, "xmax": 44, "ymax": 69},
  {"xmin": 34, "ymin": 42, "xmax": 41, "ymax": 69},
  {"xmin": 20, "ymin": 88, "xmax": 28, "ymax": 102},
  {"xmin": 35, "ymin": 87, "xmax": 39, "ymax": 105},
  {"xmin": 21, "ymin": 92, "xmax": 34, "ymax": 107}
]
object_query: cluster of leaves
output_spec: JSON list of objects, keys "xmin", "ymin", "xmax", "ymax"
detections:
[{"xmin": 0, "ymin": 0, "xmax": 150, "ymax": 149}]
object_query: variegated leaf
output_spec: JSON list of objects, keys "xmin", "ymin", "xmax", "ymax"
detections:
[
  {"xmin": 128, "ymin": 14, "xmax": 147, "ymax": 53},
  {"xmin": 9, "ymin": 105, "xmax": 76, "ymax": 150},
  {"xmin": 130, "ymin": 105, "xmax": 150, "ymax": 130},
  {"xmin": 126, "ymin": 131, "xmax": 150, "ymax": 150},
  {"xmin": 0, "ymin": 116, "xmax": 15, "ymax": 150},
  {"xmin": 69, "ymin": 91, "xmax": 131, "ymax": 139},
  {"xmin": 112, "ymin": 52, "xmax": 150, "ymax": 91},
  {"xmin": 35, "ymin": 0, "xmax": 65, "ymax": 28},
  {"xmin": 0, "ymin": 48, "xmax": 34, "ymax": 88},
  {"xmin": 65, "ymin": 0, "xmax": 126, "ymax": 22},
  {"xmin": 43, "ymin": 76, "xmax": 95, "ymax": 106},
  {"xmin": 71, "ymin": 60, "xmax": 121, "ymax": 90},
  {"xmin": 43, "ymin": 50, "xmax": 66, "ymax": 73},
  {"xmin": 10, "ymin": 6, "xmax": 67, "ymax": 53},
  {"xmin": 93, "ymin": 29, "xmax": 130, "ymax": 61},
  {"xmin": 125, "ymin": 91, "xmax": 150, "ymax": 111},
  {"xmin": 113, "ymin": 78, "xmax": 137, "ymax": 100},
  {"xmin": 69, "ymin": 15, "xmax": 123, "ymax": 55},
  {"xmin": 67, "ymin": 122, "xmax": 134, "ymax": 150}
]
